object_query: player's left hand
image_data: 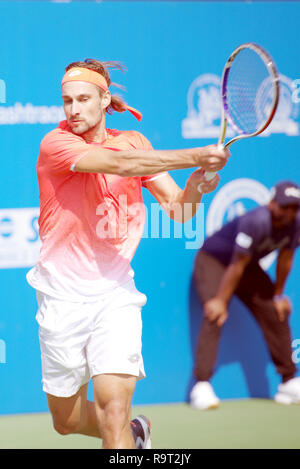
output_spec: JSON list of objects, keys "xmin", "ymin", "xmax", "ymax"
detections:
[
  {"xmin": 187, "ymin": 168, "xmax": 220, "ymax": 194},
  {"xmin": 274, "ymin": 296, "xmax": 292, "ymax": 322}
]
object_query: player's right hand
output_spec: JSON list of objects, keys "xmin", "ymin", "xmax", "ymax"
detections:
[
  {"xmin": 204, "ymin": 297, "xmax": 228, "ymax": 327},
  {"xmin": 195, "ymin": 144, "xmax": 230, "ymax": 172}
]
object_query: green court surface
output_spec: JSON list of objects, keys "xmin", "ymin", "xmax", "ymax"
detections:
[{"xmin": 0, "ymin": 399, "xmax": 299, "ymax": 449}]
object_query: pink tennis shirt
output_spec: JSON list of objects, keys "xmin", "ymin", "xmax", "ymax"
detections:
[{"xmin": 27, "ymin": 120, "xmax": 165, "ymax": 301}]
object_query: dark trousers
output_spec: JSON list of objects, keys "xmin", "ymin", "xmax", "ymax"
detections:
[{"xmin": 193, "ymin": 250, "xmax": 296, "ymax": 384}]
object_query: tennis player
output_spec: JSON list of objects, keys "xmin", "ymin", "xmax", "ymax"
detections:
[
  {"xmin": 26, "ymin": 59, "xmax": 229, "ymax": 449},
  {"xmin": 191, "ymin": 181, "xmax": 300, "ymax": 409}
]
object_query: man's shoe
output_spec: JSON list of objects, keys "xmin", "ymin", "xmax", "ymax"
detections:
[
  {"xmin": 274, "ymin": 377, "xmax": 300, "ymax": 405},
  {"xmin": 130, "ymin": 415, "xmax": 152, "ymax": 449},
  {"xmin": 190, "ymin": 381, "xmax": 220, "ymax": 410}
]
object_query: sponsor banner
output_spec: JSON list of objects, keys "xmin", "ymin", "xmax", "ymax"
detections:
[
  {"xmin": 0, "ymin": 103, "xmax": 64, "ymax": 125},
  {"xmin": 0, "ymin": 208, "xmax": 41, "ymax": 268}
]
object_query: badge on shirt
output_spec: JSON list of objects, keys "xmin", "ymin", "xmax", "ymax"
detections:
[{"xmin": 235, "ymin": 232, "xmax": 253, "ymax": 249}]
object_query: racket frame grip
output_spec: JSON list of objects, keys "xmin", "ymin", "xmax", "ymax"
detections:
[
  {"xmin": 203, "ymin": 142, "xmax": 223, "ymax": 181},
  {"xmin": 197, "ymin": 131, "xmax": 225, "ymax": 192},
  {"xmin": 197, "ymin": 168, "xmax": 218, "ymax": 192}
]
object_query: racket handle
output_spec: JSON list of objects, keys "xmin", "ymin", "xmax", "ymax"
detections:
[
  {"xmin": 197, "ymin": 171, "xmax": 217, "ymax": 192},
  {"xmin": 204, "ymin": 171, "xmax": 217, "ymax": 181},
  {"xmin": 197, "ymin": 143, "xmax": 224, "ymax": 192},
  {"xmin": 204, "ymin": 143, "xmax": 224, "ymax": 180}
]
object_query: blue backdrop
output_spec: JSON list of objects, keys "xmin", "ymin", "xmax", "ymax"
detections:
[{"xmin": 0, "ymin": 1, "xmax": 300, "ymax": 414}]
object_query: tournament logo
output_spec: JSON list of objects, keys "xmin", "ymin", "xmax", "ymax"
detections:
[
  {"xmin": 206, "ymin": 178, "xmax": 276, "ymax": 270},
  {"xmin": 258, "ymin": 74, "xmax": 299, "ymax": 136},
  {"xmin": 181, "ymin": 74, "xmax": 234, "ymax": 139},
  {"xmin": 182, "ymin": 73, "xmax": 299, "ymax": 139}
]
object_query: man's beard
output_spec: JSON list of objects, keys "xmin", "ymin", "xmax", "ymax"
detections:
[
  {"xmin": 70, "ymin": 118, "xmax": 101, "ymax": 136},
  {"xmin": 69, "ymin": 121, "xmax": 88, "ymax": 135}
]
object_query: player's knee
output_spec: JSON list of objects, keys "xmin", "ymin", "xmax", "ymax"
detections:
[
  {"xmin": 102, "ymin": 400, "xmax": 130, "ymax": 432},
  {"xmin": 52, "ymin": 417, "xmax": 80, "ymax": 436}
]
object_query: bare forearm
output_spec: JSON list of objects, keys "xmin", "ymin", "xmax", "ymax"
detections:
[
  {"xmin": 115, "ymin": 148, "xmax": 202, "ymax": 176},
  {"xmin": 274, "ymin": 250, "xmax": 293, "ymax": 295},
  {"xmin": 75, "ymin": 145, "xmax": 228, "ymax": 176},
  {"xmin": 157, "ymin": 171, "xmax": 219, "ymax": 223},
  {"xmin": 274, "ymin": 269, "xmax": 290, "ymax": 296},
  {"xmin": 169, "ymin": 182, "xmax": 202, "ymax": 222}
]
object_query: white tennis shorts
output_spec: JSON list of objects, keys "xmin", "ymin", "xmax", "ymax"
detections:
[{"xmin": 35, "ymin": 280, "xmax": 147, "ymax": 397}]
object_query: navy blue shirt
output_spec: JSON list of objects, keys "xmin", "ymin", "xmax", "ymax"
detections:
[{"xmin": 202, "ymin": 206, "xmax": 300, "ymax": 266}]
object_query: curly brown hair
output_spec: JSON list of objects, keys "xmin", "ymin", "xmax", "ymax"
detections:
[{"xmin": 65, "ymin": 59, "xmax": 128, "ymax": 115}]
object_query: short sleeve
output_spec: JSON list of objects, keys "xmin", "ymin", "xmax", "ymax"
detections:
[
  {"xmin": 233, "ymin": 214, "xmax": 260, "ymax": 257},
  {"xmin": 39, "ymin": 127, "xmax": 90, "ymax": 175}
]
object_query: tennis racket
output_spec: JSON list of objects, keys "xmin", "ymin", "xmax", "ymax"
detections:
[{"xmin": 202, "ymin": 42, "xmax": 280, "ymax": 185}]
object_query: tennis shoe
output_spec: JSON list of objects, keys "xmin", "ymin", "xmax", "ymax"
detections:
[
  {"xmin": 274, "ymin": 377, "xmax": 300, "ymax": 405},
  {"xmin": 190, "ymin": 381, "xmax": 220, "ymax": 410},
  {"xmin": 130, "ymin": 415, "xmax": 152, "ymax": 449}
]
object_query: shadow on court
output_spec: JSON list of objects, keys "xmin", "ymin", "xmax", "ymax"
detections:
[{"xmin": 187, "ymin": 276, "xmax": 272, "ymax": 401}]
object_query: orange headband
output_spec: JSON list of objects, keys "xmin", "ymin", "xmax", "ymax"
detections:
[
  {"xmin": 62, "ymin": 67, "xmax": 109, "ymax": 91},
  {"xmin": 61, "ymin": 67, "xmax": 142, "ymax": 121}
]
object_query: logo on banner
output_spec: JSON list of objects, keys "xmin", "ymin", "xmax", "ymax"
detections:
[
  {"xmin": 0, "ymin": 208, "xmax": 41, "ymax": 268},
  {"xmin": 0, "ymin": 103, "xmax": 65, "ymax": 125},
  {"xmin": 0, "ymin": 78, "xmax": 64, "ymax": 124},
  {"xmin": 260, "ymin": 74, "xmax": 299, "ymax": 136},
  {"xmin": 182, "ymin": 73, "xmax": 299, "ymax": 138},
  {"xmin": 206, "ymin": 178, "xmax": 276, "ymax": 270},
  {"xmin": 182, "ymin": 74, "xmax": 232, "ymax": 139}
]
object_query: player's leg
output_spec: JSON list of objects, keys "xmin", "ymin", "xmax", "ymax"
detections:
[
  {"xmin": 92, "ymin": 373, "xmax": 136, "ymax": 448},
  {"xmin": 36, "ymin": 291, "xmax": 102, "ymax": 437},
  {"xmin": 47, "ymin": 380, "xmax": 151, "ymax": 443},
  {"xmin": 36, "ymin": 288, "xmax": 151, "ymax": 442},
  {"xmin": 87, "ymin": 280, "xmax": 151, "ymax": 447},
  {"xmin": 47, "ymin": 384, "xmax": 101, "ymax": 437},
  {"xmin": 191, "ymin": 251, "xmax": 225, "ymax": 408}
]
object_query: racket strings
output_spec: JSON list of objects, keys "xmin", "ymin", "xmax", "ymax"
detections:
[{"xmin": 225, "ymin": 48, "xmax": 276, "ymax": 135}]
